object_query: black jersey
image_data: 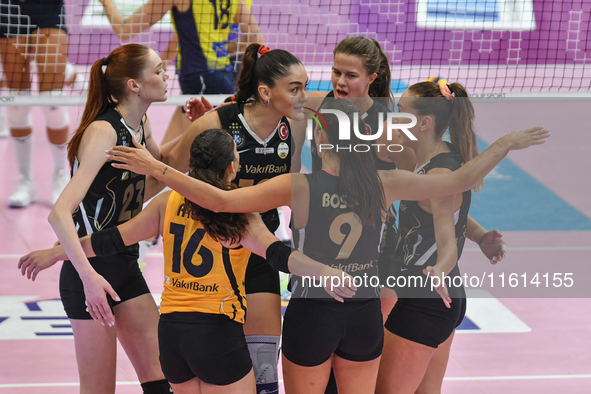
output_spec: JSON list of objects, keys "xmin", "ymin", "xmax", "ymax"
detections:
[
  {"xmin": 392, "ymin": 144, "xmax": 471, "ymax": 297},
  {"xmin": 218, "ymin": 102, "xmax": 291, "ymax": 231},
  {"xmin": 291, "ymin": 170, "xmax": 382, "ymax": 300},
  {"xmin": 71, "ymin": 108, "xmax": 146, "ymax": 255},
  {"xmin": 311, "ymin": 91, "xmax": 397, "ymax": 172}
]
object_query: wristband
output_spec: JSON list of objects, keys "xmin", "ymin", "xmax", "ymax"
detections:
[
  {"xmin": 91, "ymin": 227, "xmax": 127, "ymax": 257},
  {"xmin": 265, "ymin": 240, "xmax": 292, "ymax": 273}
]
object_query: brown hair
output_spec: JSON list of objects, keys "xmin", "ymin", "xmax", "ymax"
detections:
[
  {"xmin": 334, "ymin": 37, "xmax": 393, "ymax": 107},
  {"xmin": 319, "ymin": 99, "xmax": 385, "ymax": 226},
  {"xmin": 408, "ymin": 81, "xmax": 481, "ymax": 191},
  {"xmin": 233, "ymin": 43, "xmax": 302, "ymax": 104},
  {"xmin": 185, "ymin": 129, "xmax": 248, "ymax": 244},
  {"xmin": 67, "ymin": 44, "xmax": 153, "ymax": 167}
]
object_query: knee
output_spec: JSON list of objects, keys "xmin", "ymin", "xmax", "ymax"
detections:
[
  {"xmin": 39, "ymin": 91, "xmax": 69, "ymax": 130},
  {"xmin": 6, "ymin": 90, "xmax": 32, "ymax": 130}
]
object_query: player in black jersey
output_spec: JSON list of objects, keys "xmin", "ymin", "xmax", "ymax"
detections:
[
  {"xmin": 21, "ymin": 128, "xmax": 354, "ymax": 394},
  {"xmin": 129, "ymin": 43, "xmax": 308, "ymax": 394},
  {"xmin": 43, "ymin": 45, "xmax": 172, "ymax": 394},
  {"xmin": 106, "ymin": 98, "xmax": 549, "ymax": 393},
  {"xmin": 375, "ymin": 81, "xmax": 511, "ymax": 394}
]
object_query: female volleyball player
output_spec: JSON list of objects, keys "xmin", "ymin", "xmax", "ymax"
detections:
[
  {"xmin": 375, "ymin": 81, "xmax": 506, "ymax": 394},
  {"xmin": 98, "ymin": 0, "xmax": 262, "ymax": 144},
  {"xmin": 134, "ymin": 42, "xmax": 307, "ymax": 394},
  {"xmin": 0, "ymin": 0, "xmax": 71, "ymax": 207},
  {"xmin": 20, "ymin": 128, "xmax": 355, "ymax": 394},
  {"xmin": 104, "ymin": 98, "xmax": 549, "ymax": 393},
  {"xmin": 46, "ymin": 44, "xmax": 172, "ymax": 394}
]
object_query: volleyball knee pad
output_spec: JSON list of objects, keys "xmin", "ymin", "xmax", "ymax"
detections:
[
  {"xmin": 39, "ymin": 90, "xmax": 69, "ymax": 129},
  {"xmin": 246, "ymin": 335, "xmax": 280, "ymax": 394},
  {"xmin": 6, "ymin": 89, "xmax": 32, "ymax": 129}
]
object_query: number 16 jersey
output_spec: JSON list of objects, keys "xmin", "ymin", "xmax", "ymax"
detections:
[{"xmin": 161, "ymin": 191, "xmax": 250, "ymax": 324}]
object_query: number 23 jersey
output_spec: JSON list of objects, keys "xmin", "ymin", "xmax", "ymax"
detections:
[
  {"xmin": 161, "ymin": 191, "xmax": 250, "ymax": 324},
  {"xmin": 71, "ymin": 108, "xmax": 146, "ymax": 251}
]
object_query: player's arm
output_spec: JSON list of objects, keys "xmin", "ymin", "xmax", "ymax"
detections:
[
  {"xmin": 233, "ymin": 0, "xmax": 264, "ymax": 48},
  {"xmin": 240, "ymin": 213, "xmax": 356, "ymax": 302},
  {"xmin": 467, "ymin": 215, "xmax": 506, "ymax": 264},
  {"xmin": 47, "ymin": 122, "xmax": 121, "ymax": 326},
  {"xmin": 99, "ymin": 0, "xmax": 175, "ymax": 40},
  {"xmin": 421, "ymin": 168, "xmax": 458, "ymax": 308},
  {"xmin": 20, "ymin": 193, "xmax": 169, "ymax": 281},
  {"xmin": 380, "ymin": 126, "xmax": 549, "ymax": 205}
]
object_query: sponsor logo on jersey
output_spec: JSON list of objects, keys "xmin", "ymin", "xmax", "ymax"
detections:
[
  {"xmin": 171, "ymin": 278, "xmax": 219, "ymax": 292},
  {"xmin": 278, "ymin": 142, "xmax": 289, "ymax": 159},
  {"xmin": 231, "ymin": 129, "xmax": 245, "ymax": 148},
  {"xmin": 255, "ymin": 147, "xmax": 274, "ymax": 155},
  {"xmin": 245, "ymin": 164, "xmax": 288, "ymax": 174},
  {"xmin": 278, "ymin": 122, "xmax": 289, "ymax": 140},
  {"xmin": 329, "ymin": 261, "xmax": 375, "ymax": 273}
]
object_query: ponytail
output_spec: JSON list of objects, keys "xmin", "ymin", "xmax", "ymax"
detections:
[
  {"xmin": 320, "ymin": 100, "xmax": 385, "ymax": 225},
  {"xmin": 408, "ymin": 81, "xmax": 481, "ymax": 192},
  {"xmin": 234, "ymin": 43, "xmax": 302, "ymax": 104},
  {"xmin": 334, "ymin": 37, "xmax": 394, "ymax": 107},
  {"xmin": 67, "ymin": 44, "xmax": 153, "ymax": 167}
]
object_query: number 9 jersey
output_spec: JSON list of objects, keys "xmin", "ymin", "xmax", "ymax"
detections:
[{"xmin": 161, "ymin": 191, "xmax": 250, "ymax": 324}]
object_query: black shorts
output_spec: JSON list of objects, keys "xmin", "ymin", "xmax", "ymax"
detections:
[
  {"xmin": 384, "ymin": 296, "xmax": 467, "ymax": 348},
  {"xmin": 59, "ymin": 249, "xmax": 151, "ymax": 320},
  {"xmin": 0, "ymin": 0, "xmax": 67, "ymax": 38},
  {"xmin": 158, "ymin": 312, "xmax": 252, "ymax": 385},
  {"xmin": 282, "ymin": 298, "xmax": 384, "ymax": 366},
  {"xmin": 244, "ymin": 253, "xmax": 280, "ymax": 295}
]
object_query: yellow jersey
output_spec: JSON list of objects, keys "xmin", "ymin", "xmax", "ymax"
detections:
[{"xmin": 161, "ymin": 191, "xmax": 250, "ymax": 324}]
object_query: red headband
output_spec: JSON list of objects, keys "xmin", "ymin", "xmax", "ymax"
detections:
[{"xmin": 258, "ymin": 45, "xmax": 271, "ymax": 56}]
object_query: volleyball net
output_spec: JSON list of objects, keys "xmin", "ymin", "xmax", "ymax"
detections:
[{"xmin": 1, "ymin": 0, "xmax": 590, "ymax": 106}]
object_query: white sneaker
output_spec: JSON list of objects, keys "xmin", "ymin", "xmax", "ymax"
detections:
[
  {"xmin": 8, "ymin": 177, "xmax": 37, "ymax": 208},
  {"xmin": 51, "ymin": 169, "xmax": 70, "ymax": 206}
]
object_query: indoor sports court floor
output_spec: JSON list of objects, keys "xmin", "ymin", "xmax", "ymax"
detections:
[{"xmin": 0, "ymin": 98, "xmax": 590, "ymax": 393}]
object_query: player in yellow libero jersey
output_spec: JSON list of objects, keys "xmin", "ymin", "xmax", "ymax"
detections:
[{"xmin": 19, "ymin": 129, "xmax": 355, "ymax": 394}]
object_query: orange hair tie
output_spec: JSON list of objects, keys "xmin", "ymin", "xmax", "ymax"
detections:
[{"xmin": 258, "ymin": 46, "xmax": 271, "ymax": 56}]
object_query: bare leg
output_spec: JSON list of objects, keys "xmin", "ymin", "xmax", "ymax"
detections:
[
  {"xmin": 415, "ymin": 331, "xmax": 455, "ymax": 394},
  {"xmin": 200, "ymin": 369, "xmax": 256, "ymax": 394},
  {"xmin": 375, "ymin": 331, "xmax": 436, "ymax": 394},
  {"xmin": 69, "ymin": 319, "xmax": 118, "ymax": 394},
  {"xmin": 281, "ymin": 354, "xmax": 332, "ymax": 394},
  {"xmin": 333, "ymin": 354, "xmax": 381, "ymax": 394},
  {"xmin": 113, "ymin": 294, "xmax": 166, "ymax": 383}
]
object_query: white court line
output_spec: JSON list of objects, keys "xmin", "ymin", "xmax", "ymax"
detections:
[{"xmin": 2, "ymin": 374, "xmax": 591, "ymax": 388}]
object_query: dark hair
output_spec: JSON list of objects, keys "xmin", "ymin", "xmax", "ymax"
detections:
[
  {"xmin": 185, "ymin": 129, "xmax": 248, "ymax": 243},
  {"xmin": 68, "ymin": 44, "xmax": 152, "ymax": 167},
  {"xmin": 319, "ymin": 99, "xmax": 385, "ymax": 226},
  {"xmin": 234, "ymin": 43, "xmax": 302, "ymax": 104},
  {"xmin": 334, "ymin": 37, "xmax": 393, "ymax": 107},
  {"xmin": 407, "ymin": 81, "xmax": 481, "ymax": 191}
]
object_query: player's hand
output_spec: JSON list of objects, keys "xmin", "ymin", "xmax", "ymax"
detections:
[
  {"xmin": 478, "ymin": 229, "xmax": 507, "ymax": 264},
  {"xmin": 18, "ymin": 249, "xmax": 60, "ymax": 281},
  {"xmin": 107, "ymin": 135, "xmax": 159, "ymax": 176},
  {"xmin": 319, "ymin": 267, "xmax": 357, "ymax": 302},
  {"xmin": 80, "ymin": 272, "xmax": 120, "ymax": 327},
  {"xmin": 423, "ymin": 265, "xmax": 452, "ymax": 308},
  {"xmin": 503, "ymin": 126, "xmax": 550, "ymax": 151},
  {"xmin": 184, "ymin": 96, "xmax": 214, "ymax": 121}
]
